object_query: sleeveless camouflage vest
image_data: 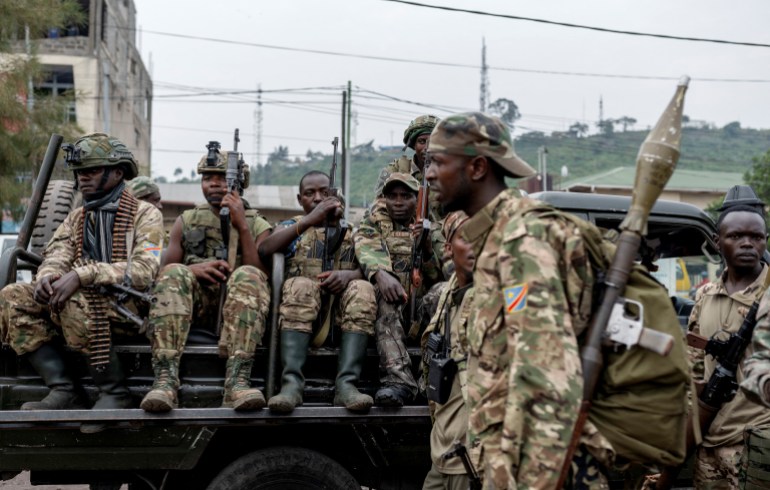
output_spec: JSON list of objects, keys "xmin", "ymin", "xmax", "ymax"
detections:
[
  {"xmin": 285, "ymin": 215, "xmax": 357, "ymax": 279},
  {"xmin": 180, "ymin": 203, "xmax": 265, "ymax": 267},
  {"xmin": 373, "ymin": 213, "xmax": 415, "ymax": 292}
]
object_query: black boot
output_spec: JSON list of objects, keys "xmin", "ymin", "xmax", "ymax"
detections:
[
  {"xmin": 334, "ymin": 332, "xmax": 373, "ymax": 412},
  {"xmin": 21, "ymin": 343, "xmax": 87, "ymax": 410},
  {"xmin": 268, "ymin": 330, "xmax": 311, "ymax": 413},
  {"xmin": 81, "ymin": 350, "xmax": 133, "ymax": 434}
]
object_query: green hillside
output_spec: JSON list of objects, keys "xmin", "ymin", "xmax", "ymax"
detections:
[{"xmin": 250, "ymin": 126, "xmax": 770, "ymax": 208}]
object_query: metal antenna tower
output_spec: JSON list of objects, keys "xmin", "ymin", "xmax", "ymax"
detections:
[
  {"xmin": 480, "ymin": 38, "xmax": 490, "ymax": 112},
  {"xmin": 253, "ymin": 84, "xmax": 262, "ymax": 166}
]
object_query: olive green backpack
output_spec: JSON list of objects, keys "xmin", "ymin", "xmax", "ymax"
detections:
[{"xmin": 531, "ymin": 205, "xmax": 691, "ymax": 467}]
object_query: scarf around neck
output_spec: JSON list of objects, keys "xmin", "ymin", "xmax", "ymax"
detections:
[{"xmin": 81, "ymin": 181, "xmax": 126, "ymax": 263}]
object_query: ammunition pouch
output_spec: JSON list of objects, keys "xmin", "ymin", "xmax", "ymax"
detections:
[
  {"xmin": 183, "ymin": 228, "xmax": 206, "ymax": 257},
  {"xmin": 740, "ymin": 426, "xmax": 770, "ymax": 489}
]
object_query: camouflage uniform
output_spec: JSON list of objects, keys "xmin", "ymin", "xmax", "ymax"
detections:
[
  {"xmin": 354, "ymin": 174, "xmax": 443, "ymax": 400},
  {"xmin": 279, "ymin": 216, "xmax": 375, "ymax": 336},
  {"xmin": 141, "ymin": 148, "xmax": 271, "ymax": 413},
  {"xmin": 127, "ymin": 176, "xmax": 159, "ymax": 200},
  {"xmin": 692, "ymin": 265, "xmax": 770, "ymax": 489},
  {"xmin": 430, "ymin": 113, "xmax": 612, "ymax": 489},
  {"xmin": 0, "ymin": 199, "xmax": 163, "ymax": 355}
]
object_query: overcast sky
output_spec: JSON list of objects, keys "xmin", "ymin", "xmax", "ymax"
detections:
[{"xmin": 133, "ymin": 0, "xmax": 770, "ymax": 180}]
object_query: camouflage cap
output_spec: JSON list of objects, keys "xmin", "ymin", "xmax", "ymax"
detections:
[
  {"xmin": 127, "ymin": 176, "xmax": 159, "ymax": 199},
  {"xmin": 62, "ymin": 133, "xmax": 138, "ymax": 180},
  {"xmin": 429, "ymin": 112, "xmax": 536, "ymax": 178},
  {"xmin": 403, "ymin": 114, "xmax": 440, "ymax": 149},
  {"xmin": 382, "ymin": 172, "xmax": 419, "ymax": 195},
  {"xmin": 442, "ymin": 210, "xmax": 469, "ymax": 242},
  {"xmin": 197, "ymin": 150, "xmax": 250, "ymax": 189}
]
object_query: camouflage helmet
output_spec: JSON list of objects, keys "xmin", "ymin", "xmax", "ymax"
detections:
[
  {"xmin": 403, "ymin": 114, "xmax": 440, "ymax": 150},
  {"xmin": 197, "ymin": 148, "xmax": 250, "ymax": 189},
  {"xmin": 62, "ymin": 133, "xmax": 138, "ymax": 180},
  {"xmin": 429, "ymin": 112, "xmax": 536, "ymax": 178},
  {"xmin": 127, "ymin": 176, "xmax": 159, "ymax": 199}
]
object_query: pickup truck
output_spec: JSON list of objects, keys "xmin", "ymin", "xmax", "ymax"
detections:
[{"xmin": 0, "ymin": 136, "xmax": 719, "ymax": 489}]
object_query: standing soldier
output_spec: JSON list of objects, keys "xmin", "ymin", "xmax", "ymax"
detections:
[
  {"xmin": 426, "ymin": 113, "xmax": 613, "ymax": 488},
  {"xmin": 355, "ymin": 172, "xmax": 443, "ymax": 406},
  {"xmin": 127, "ymin": 175, "xmax": 163, "ymax": 210},
  {"xmin": 421, "ymin": 211, "xmax": 479, "ymax": 490},
  {"xmin": 690, "ymin": 204, "xmax": 770, "ymax": 488},
  {"xmin": 0, "ymin": 133, "xmax": 164, "ymax": 434},
  {"xmin": 140, "ymin": 145, "xmax": 271, "ymax": 413},
  {"xmin": 259, "ymin": 170, "xmax": 376, "ymax": 413},
  {"xmin": 373, "ymin": 114, "xmax": 439, "ymax": 200}
]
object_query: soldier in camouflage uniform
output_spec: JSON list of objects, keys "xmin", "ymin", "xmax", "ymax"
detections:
[
  {"xmin": 140, "ymin": 145, "xmax": 272, "ymax": 413},
  {"xmin": 421, "ymin": 211, "xmax": 480, "ymax": 490},
  {"xmin": 355, "ymin": 172, "xmax": 443, "ymax": 406},
  {"xmin": 258, "ymin": 170, "xmax": 376, "ymax": 413},
  {"xmin": 0, "ymin": 133, "xmax": 164, "ymax": 434},
  {"xmin": 690, "ymin": 205, "xmax": 770, "ymax": 489},
  {"xmin": 127, "ymin": 176, "xmax": 163, "ymax": 210},
  {"xmin": 426, "ymin": 113, "xmax": 613, "ymax": 489}
]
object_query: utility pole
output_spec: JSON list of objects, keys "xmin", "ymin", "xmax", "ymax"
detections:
[
  {"xmin": 253, "ymin": 84, "xmax": 262, "ymax": 167},
  {"xmin": 538, "ymin": 146, "xmax": 548, "ymax": 192},
  {"xmin": 340, "ymin": 90, "xmax": 347, "ymax": 220},
  {"xmin": 599, "ymin": 96, "xmax": 604, "ymax": 124},
  {"xmin": 345, "ymin": 80, "xmax": 352, "ymax": 219},
  {"xmin": 479, "ymin": 38, "xmax": 489, "ymax": 112},
  {"xmin": 24, "ymin": 25, "xmax": 34, "ymax": 113}
]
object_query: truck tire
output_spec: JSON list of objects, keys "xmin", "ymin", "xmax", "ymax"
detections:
[
  {"xmin": 30, "ymin": 180, "xmax": 81, "ymax": 256},
  {"xmin": 206, "ymin": 447, "xmax": 359, "ymax": 490}
]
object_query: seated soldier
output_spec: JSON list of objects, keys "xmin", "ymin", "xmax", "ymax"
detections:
[
  {"xmin": 355, "ymin": 173, "xmax": 443, "ymax": 406},
  {"xmin": 140, "ymin": 144, "xmax": 271, "ymax": 413},
  {"xmin": 127, "ymin": 175, "xmax": 163, "ymax": 210},
  {"xmin": 258, "ymin": 170, "xmax": 376, "ymax": 413},
  {"xmin": 0, "ymin": 133, "xmax": 164, "ymax": 434}
]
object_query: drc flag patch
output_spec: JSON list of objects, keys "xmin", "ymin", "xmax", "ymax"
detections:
[
  {"xmin": 144, "ymin": 243, "xmax": 162, "ymax": 258},
  {"xmin": 503, "ymin": 284, "xmax": 528, "ymax": 313}
]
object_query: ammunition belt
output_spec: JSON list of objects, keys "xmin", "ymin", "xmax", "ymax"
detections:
[{"xmin": 74, "ymin": 190, "xmax": 138, "ymax": 371}]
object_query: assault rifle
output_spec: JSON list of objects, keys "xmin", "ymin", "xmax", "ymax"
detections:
[
  {"xmin": 557, "ymin": 77, "xmax": 689, "ymax": 488},
  {"xmin": 408, "ymin": 153, "xmax": 431, "ymax": 334},
  {"xmin": 322, "ymin": 137, "xmax": 345, "ymax": 273},
  {"xmin": 215, "ymin": 130, "xmax": 246, "ymax": 336},
  {"xmin": 655, "ymin": 271, "xmax": 770, "ymax": 489}
]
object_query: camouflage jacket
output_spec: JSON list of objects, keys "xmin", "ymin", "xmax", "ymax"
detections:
[
  {"xmin": 281, "ymin": 215, "xmax": 359, "ymax": 279},
  {"xmin": 354, "ymin": 203, "xmax": 441, "ymax": 296},
  {"xmin": 461, "ymin": 188, "xmax": 611, "ymax": 489},
  {"xmin": 373, "ymin": 155, "xmax": 443, "ymax": 221},
  {"xmin": 37, "ymin": 200, "xmax": 164, "ymax": 289},
  {"xmin": 180, "ymin": 203, "xmax": 271, "ymax": 267},
  {"xmin": 692, "ymin": 265, "xmax": 770, "ymax": 447},
  {"xmin": 743, "ymin": 281, "xmax": 770, "ymax": 410}
]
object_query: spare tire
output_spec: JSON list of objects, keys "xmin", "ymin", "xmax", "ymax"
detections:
[{"xmin": 30, "ymin": 180, "xmax": 81, "ymax": 256}]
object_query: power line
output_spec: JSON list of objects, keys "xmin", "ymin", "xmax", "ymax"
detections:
[
  {"xmin": 129, "ymin": 27, "xmax": 770, "ymax": 83},
  {"xmin": 380, "ymin": 0, "xmax": 770, "ymax": 49}
]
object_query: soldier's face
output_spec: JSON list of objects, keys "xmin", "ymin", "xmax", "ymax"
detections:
[
  {"xmin": 717, "ymin": 210, "xmax": 767, "ymax": 272},
  {"xmin": 201, "ymin": 173, "xmax": 227, "ymax": 207},
  {"xmin": 449, "ymin": 225, "xmax": 474, "ymax": 283},
  {"xmin": 298, "ymin": 174, "xmax": 330, "ymax": 214},
  {"xmin": 384, "ymin": 183, "xmax": 417, "ymax": 223},
  {"xmin": 414, "ymin": 134, "xmax": 430, "ymax": 166},
  {"xmin": 142, "ymin": 191, "xmax": 163, "ymax": 210},
  {"xmin": 76, "ymin": 166, "xmax": 123, "ymax": 199},
  {"xmin": 426, "ymin": 152, "xmax": 471, "ymax": 213}
]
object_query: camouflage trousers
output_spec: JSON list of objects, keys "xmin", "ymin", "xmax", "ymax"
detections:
[
  {"xmin": 375, "ymin": 297, "xmax": 417, "ymax": 396},
  {"xmin": 149, "ymin": 264, "xmax": 270, "ymax": 358},
  {"xmin": 422, "ymin": 463, "xmax": 469, "ymax": 490},
  {"xmin": 480, "ymin": 442, "xmax": 608, "ymax": 489},
  {"xmin": 0, "ymin": 282, "xmax": 142, "ymax": 355},
  {"xmin": 694, "ymin": 443, "xmax": 743, "ymax": 490},
  {"xmin": 279, "ymin": 276, "xmax": 375, "ymax": 335}
]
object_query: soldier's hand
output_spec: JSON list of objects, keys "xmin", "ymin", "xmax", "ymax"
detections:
[
  {"xmin": 48, "ymin": 271, "xmax": 81, "ymax": 313},
  {"xmin": 317, "ymin": 270, "xmax": 352, "ymax": 295},
  {"xmin": 375, "ymin": 271, "xmax": 407, "ymax": 304},
  {"xmin": 221, "ymin": 192, "xmax": 248, "ymax": 231},
  {"xmin": 305, "ymin": 197, "xmax": 342, "ymax": 227},
  {"xmin": 33, "ymin": 274, "xmax": 61, "ymax": 304},
  {"xmin": 190, "ymin": 260, "xmax": 231, "ymax": 284}
]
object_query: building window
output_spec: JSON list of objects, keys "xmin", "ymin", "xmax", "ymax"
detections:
[{"xmin": 36, "ymin": 65, "xmax": 77, "ymax": 122}]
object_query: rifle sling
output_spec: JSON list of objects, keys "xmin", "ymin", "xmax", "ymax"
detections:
[{"xmin": 311, "ymin": 236, "xmax": 343, "ymax": 348}]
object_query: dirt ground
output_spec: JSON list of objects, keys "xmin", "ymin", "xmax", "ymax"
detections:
[{"xmin": 0, "ymin": 472, "xmax": 126, "ymax": 489}]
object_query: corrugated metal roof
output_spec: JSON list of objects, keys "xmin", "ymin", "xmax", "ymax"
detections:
[
  {"xmin": 157, "ymin": 183, "xmax": 301, "ymax": 210},
  {"xmin": 562, "ymin": 167, "xmax": 744, "ymax": 192}
]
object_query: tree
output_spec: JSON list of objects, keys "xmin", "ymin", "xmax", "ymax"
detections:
[
  {"xmin": 488, "ymin": 98, "xmax": 520, "ymax": 129},
  {"xmin": 174, "ymin": 167, "xmax": 183, "ymax": 177},
  {"xmin": 268, "ymin": 145, "xmax": 290, "ymax": 164},
  {"xmin": 597, "ymin": 119, "xmax": 614, "ymax": 136},
  {"xmin": 744, "ymin": 149, "xmax": 770, "ymax": 205},
  {"xmin": 568, "ymin": 122, "xmax": 589, "ymax": 138},
  {"xmin": 723, "ymin": 121, "xmax": 741, "ymax": 138},
  {"xmin": 0, "ymin": 1, "xmax": 85, "ymax": 226},
  {"xmin": 615, "ymin": 116, "xmax": 637, "ymax": 132}
]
